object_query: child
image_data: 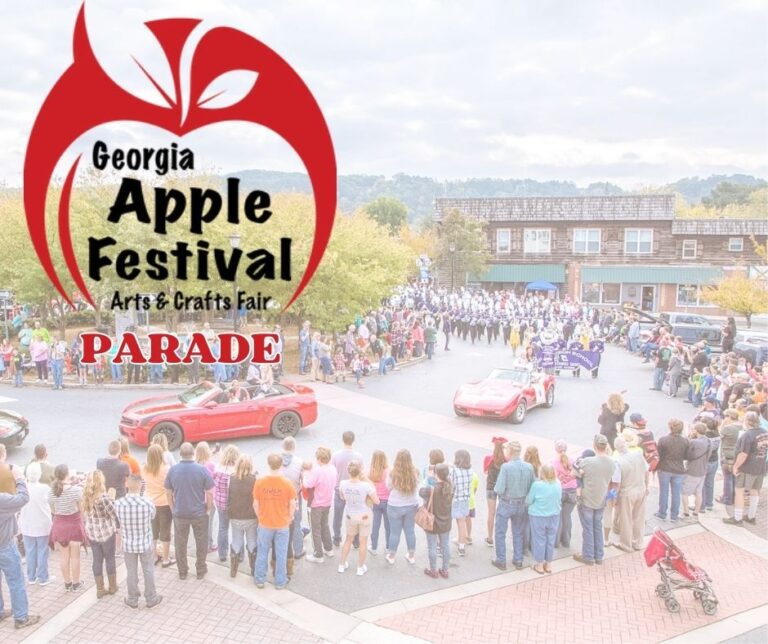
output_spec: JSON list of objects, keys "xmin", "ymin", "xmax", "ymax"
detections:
[
  {"xmin": 94, "ymin": 354, "xmax": 105, "ymax": 386},
  {"xmin": 12, "ymin": 349, "xmax": 23, "ymax": 387},
  {"xmin": 351, "ymin": 354, "xmax": 365, "ymax": 388},
  {"xmin": 332, "ymin": 347, "xmax": 346, "ymax": 383},
  {"xmin": 573, "ymin": 449, "xmax": 595, "ymax": 500},
  {"xmin": 466, "ymin": 470, "xmax": 480, "ymax": 545}
]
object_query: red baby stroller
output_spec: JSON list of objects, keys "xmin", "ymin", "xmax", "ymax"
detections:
[{"xmin": 644, "ymin": 529, "xmax": 718, "ymax": 615}]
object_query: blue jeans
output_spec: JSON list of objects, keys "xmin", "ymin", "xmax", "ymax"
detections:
[
  {"xmin": 386, "ymin": 504, "xmax": 417, "ymax": 554},
  {"xmin": 703, "ymin": 460, "xmax": 718, "ymax": 509},
  {"xmin": 51, "ymin": 358, "xmax": 64, "ymax": 388},
  {"xmin": 426, "ymin": 342, "xmax": 435, "ymax": 359},
  {"xmin": 216, "ymin": 506, "xmax": 229, "ymax": 561},
  {"xmin": 578, "ymin": 504, "xmax": 605, "ymax": 562},
  {"xmin": 426, "ymin": 531, "xmax": 450, "ymax": 571},
  {"xmin": 494, "ymin": 498, "xmax": 527, "ymax": 565},
  {"xmin": 22, "ymin": 535, "xmax": 50, "ymax": 583},
  {"xmin": 299, "ymin": 344, "xmax": 310, "ymax": 373},
  {"xmin": 292, "ymin": 498, "xmax": 305, "ymax": 557},
  {"xmin": 657, "ymin": 471, "xmax": 685, "ymax": 520},
  {"xmin": 642, "ymin": 343, "xmax": 658, "ymax": 360},
  {"xmin": 371, "ymin": 500, "xmax": 390, "ymax": 550},
  {"xmin": 653, "ymin": 367, "xmax": 665, "ymax": 390},
  {"xmin": 530, "ymin": 514, "xmax": 559, "ymax": 563},
  {"xmin": 90, "ymin": 534, "xmax": 116, "ymax": 577},
  {"xmin": 0, "ymin": 542, "xmax": 28, "ymax": 620},
  {"xmin": 557, "ymin": 490, "xmax": 577, "ymax": 548},
  {"xmin": 255, "ymin": 527, "xmax": 289, "ymax": 587},
  {"xmin": 14, "ymin": 370, "xmax": 23, "ymax": 387},
  {"xmin": 230, "ymin": 519, "xmax": 258, "ymax": 556},
  {"xmin": 110, "ymin": 363, "xmax": 122, "ymax": 383},
  {"xmin": 378, "ymin": 356, "xmax": 396, "ymax": 375},
  {"xmin": 333, "ymin": 490, "xmax": 345, "ymax": 542},
  {"xmin": 627, "ymin": 337, "xmax": 638, "ymax": 353}
]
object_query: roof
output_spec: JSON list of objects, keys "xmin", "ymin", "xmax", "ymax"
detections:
[
  {"xmin": 474, "ymin": 263, "xmax": 566, "ymax": 283},
  {"xmin": 581, "ymin": 265, "xmax": 723, "ymax": 284},
  {"xmin": 671, "ymin": 220, "xmax": 768, "ymax": 236},
  {"xmin": 434, "ymin": 195, "xmax": 675, "ymax": 222}
]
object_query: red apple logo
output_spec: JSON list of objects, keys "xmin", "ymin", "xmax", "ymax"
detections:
[{"xmin": 24, "ymin": 4, "xmax": 336, "ymax": 309}]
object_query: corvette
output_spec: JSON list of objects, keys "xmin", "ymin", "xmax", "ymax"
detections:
[
  {"xmin": 453, "ymin": 366, "xmax": 555, "ymax": 424},
  {"xmin": 119, "ymin": 381, "xmax": 317, "ymax": 450}
]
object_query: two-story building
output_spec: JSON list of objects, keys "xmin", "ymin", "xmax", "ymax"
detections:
[{"xmin": 433, "ymin": 195, "xmax": 767, "ymax": 314}]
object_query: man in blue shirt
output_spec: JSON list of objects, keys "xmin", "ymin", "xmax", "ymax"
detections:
[
  {"xmin": 165, "ymin": 443, "xmax": 214, "ymax": 580},
  {"xmin": 0, "ymin": 463, "xmax": 40, "ymax": 629},
  {"xmin": 492, "ymin": 441, "xmax": 535, "ymax": 571}
]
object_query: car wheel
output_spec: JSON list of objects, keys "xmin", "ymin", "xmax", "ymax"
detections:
[
  {"xmin": 271, "ymin": 411, "xmax": 301, "ymax": 438},
  {"xmin": 510, "ymin": 401, "xmax": 526, "ymax": 424},
  {"xmin": 454, "ymin": 407, "xmax": 467, "ymax": 417},
  {"xmin": 544, "ymin": 386, "xmax": 555, "ymax": 408},
  {"xmin": 150, "ymin": 422, "xmax": 183, "ymax": 451}
]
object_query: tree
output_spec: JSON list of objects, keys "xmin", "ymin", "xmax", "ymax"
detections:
[
  {"xmin": 435, "ymin": 208, "xmax": 491, "ymax": 289},
  {"xmin": 702, "ymin": 274, "xmax": 768, "ymax": 328},
  {"xmin": 702, "ymin": 181, "xmax": 767, "ymax": 209},
  {"xmin": 362, "ymin": 197, "xmax": 408, "ymax": 235}
]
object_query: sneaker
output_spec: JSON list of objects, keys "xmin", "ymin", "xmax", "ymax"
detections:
[
  {"xmin": 466, "ymin": 537, "xmax": 473, "ymax": 545},
  {"xmin": 275, "ymin": 583, "xmax": 288, "ymax": 590},
  {"xmin": 356, "ymin": 565, "xmax": 368, "ymax": 576},
  {"xmin": 458, "ymin": 546, "xmax": 466, "ymax": 557},
  {"xmin": 438, "ymin": 569, "xmax": 449, "ymax": 579},
  {"xmin": 305, "ymin": 554, "xmax": 325, "ymax": 563},
  {"xmin": 337, "ymin": 562, "xmax": 349, "ymax": 574},
  {"xmin": 332, "ymin": 539, "xmax": 341, "ymax": 547},
  {"xmin": 27, "ymin": 578, "xmax": 37, "ymax": 585},
  {"xmin": 123, "ymin": 598, "xmax": 139, "ymax": 609},
  {"xmin": 406, "ymin": 553, "xmax": 416, "ymax": 565},
  {"xmin": 367, "ymin": 546, "xmax": 378, "ymax": 556},
  {"xmin": 653, "ymin": 513, "xmax": 667, "ymax": 521},
  {"xmin": 484, "ymin": 538, "xmax": 494, "ymax": 547},
  {"xmin": 573, "ymin": 554, "xmax": 594, "ymax": 566},
  {"xmin": 324, "ymin": 549, "xmax": 335, "ymax": 558},
  {"xmin": 255, "ymin": 581, "xmax": 265, "ymax": 589},
  {"xmin": 595, "ymin": 559, "xmax": 604, "ymax": 565},
  {"xmin": 513, "ymin": 561, "xmax": 523, "ymax": 570},
  {"xmin": 65, "ymin": 582, "xmax": 73, "ymax": 591},
  {"xmin": 723, "ymin": 517, "xmax": 744, "ymax": 526},
  {"xmin": 745, "ymin": 517, "xmax": 757, "ymax": 525},
  {"xmin": 14, "ymin": 615, "xmax": 41, "ymax": 630},
  {"xmin": 38, "ymin": 577, "xmax": 55, "ymax": 587},
  {"xmin": 385, "ymin": 553, "xmax": 396, "ymax": 565},
  {"xmin": 146, "ymin": 595, "xmax": 163, "ymax": 609}
]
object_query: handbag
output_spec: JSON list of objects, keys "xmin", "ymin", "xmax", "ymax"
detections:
[{"xmin": 415, "ymin": 486, "xmax": 435, "ymax": 531}]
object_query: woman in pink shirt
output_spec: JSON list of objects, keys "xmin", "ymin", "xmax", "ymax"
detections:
[
  {"xmin": 303, "ymin": 447, "xmax": 338, "ymax": 563},
  {"xmin": 367, "ymin": 450, "xmax": 390, "ymax": 555},
  {"xmin": 30, "ymin": 337, "xmax": 50, "ymax": 383},
  {"xmin": 552, "ymin": 440, "xmax": 578, "ymax": 549}
]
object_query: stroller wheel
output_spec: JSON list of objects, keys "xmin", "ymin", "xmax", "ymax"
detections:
[
  {"xmin": 656, "ymin": 584, "xmax": 671, "ymax": 598},
  {"xmin": 665, "ymin": 597, "xmax": 680, "ymax": 613},
  {"xmin": 702, "ymin": 600, "xmax": 717, "ymax": 616},
  {"xmin": 693, "ymin": 591, "xmax": 702, "ymax": 600}
]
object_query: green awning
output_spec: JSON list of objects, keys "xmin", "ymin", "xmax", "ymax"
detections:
[
  {"xmin": 475, "ymin": 264, "xmax": 565, "ymax": 283},
  {"xmin": 581, "ymin": 266, "xmax": 723, "ymax": 284}
]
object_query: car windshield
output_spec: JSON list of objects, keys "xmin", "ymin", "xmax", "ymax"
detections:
[
  {"xmin": 178, "ymin": 383, "xmax": 217, "ymax": 406},
  {"xmin": 488, "ymin": 369, "xmax": 530, "ymax": 384}
]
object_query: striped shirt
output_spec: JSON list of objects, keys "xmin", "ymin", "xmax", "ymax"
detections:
[
  {"xmin": 49, "ymin": 485, "xmax": 83, "ymax": 516},
  {"xmin": 114, "ymin": 493, "xmax": 156, "ymax": 553}
]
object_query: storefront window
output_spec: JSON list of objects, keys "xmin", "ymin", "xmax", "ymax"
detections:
[
  {"xmin": 601, "ymin": 283, "xmax": 621, "ymax": 304},
  {"xmin": 676, "ymin": 284, "xmax": 714, "ymax": 307},
  {"xmin": 581, "ymin": 283, "xmax": 600, "ymax": 303}
]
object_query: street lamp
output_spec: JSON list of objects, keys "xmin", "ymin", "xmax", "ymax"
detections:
[
  {"xmin": 448, "ymin": 243, "xmax": 456, "ymax": 292},
  {"xmin": 229, "ymin": 233, "xmax": 241, "ymax": 331}
]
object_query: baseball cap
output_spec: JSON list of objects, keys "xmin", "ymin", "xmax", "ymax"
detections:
[
  {"xmin": 629, "ymin": 413, "xmax": 646, "ymax": 426},
  {"xmin": 594, "ymin": 434, "xmax": 609, "ymax": 448}
]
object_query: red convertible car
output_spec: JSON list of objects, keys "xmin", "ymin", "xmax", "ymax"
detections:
[
  {"xmin": 119, "ymin": 381, "xmax": 317, "ymax": 450},
  {"xmin": 453, "ymin": 366, "xmax": 555, "ymax": 424}
]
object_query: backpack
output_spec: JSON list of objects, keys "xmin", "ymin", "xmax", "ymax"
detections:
[{"xmin": 636, "ymin": 430, "xmax": 659, "ymax": 472}]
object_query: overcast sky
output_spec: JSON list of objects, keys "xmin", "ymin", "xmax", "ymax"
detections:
[{"xmin": 1, "ymin": 0, "xmax": 766, "ymax": 188}]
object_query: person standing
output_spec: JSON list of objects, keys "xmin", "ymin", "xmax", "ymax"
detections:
[
  {"xmin": 682, "ymin": 423, "xmax": 711, "ymax": 518},
  {"xmin": 385, "ymin": 449, "xmax": 421, "ymax": 566},
  {"xmin": 656, "ymin": 419, "xmax": 690, "ymax": 522},
  {"xmin": 299, "ymin": 321, "xmax": 311, "ymax": 375},
  {"xmin": 702, "ymin": 420, "xmax": 721, "ymax": 513},
  {"xmin": 613, "ymin": 437, "xmax": 649, "ymax": 552},
  {"xmin": 252, "ymin": 454, "xmax": 296, "ymax": 589},
  {"xmin": 597, "ymin": 393, "xmax": 628, "ymax": 449},
  {"xmin": 337, "ymin": 462, "xmax": 378, "ymax": 576},
  {"xmin": 0, "ymin": 464, "xmax": 40, "ymax": 629},
  {"xmin": 280, "ymin": 437, "xmax": 305, "ymax": 560},
  {"xmin": 82, "ymin": 470, "xmax": 119, "ymax": 598},
  {"xmin": 420, "ymin": 463, "xmax": 453, "ymax": 579},
  {"xmin": 304, "ymin": 447, "xmax": 337, "ymax": 563},
  {"xmin": 18, "ymin": 463, "xmax": 53, "ymax": 586},
  {"xmin": 718, "ymin": 409, "xmax": 741, "ymax": 515},
  {"xmin": 526, "ymin": 464, "xmax": 561, "ymax": 574},
  {"xmin": 141, "ymin": 446, "xmax": 173, "ymax": 568},
  {"xmin": 724, "ymin": 411, "xmax": 768, "ymax": 526},
  {"xmin": 483, "ymin": 438, "xmax": 506, "ymax": 548},
  {"xmin": 492, "ymin": 441, "xmax": 535, "ymax": 571},
  {"xmin": 331, "ymin": 431, "xmax": 363, "ymax": 547},
  {"xmin": 25, "ymin": 444, "xmax": 55, "ymax": 485},
  {"xmin": 450, "ymin": 450, "xmax": 474, "ymax": 557},
  {"xmin": 97, "ymin": 441, "xmax": 130, "ymax": 500},
  {"xmin": 50, "ymin": 335, "xmax": 67, "ymax": 390},
  {"xmin": 48, "ymin": 464, "xmax": 87, "ymax": 591},
  {"xmin": 228, "ymin": 455, "xmax": 258, "ymax": 576},
  {"xmin": 552, "ymin": 440, "xmax": 578, "ymax": 549},
  {"xmin": 164, "ymin": 442, "xmax": 214, "ymax": 580},
  {"xmin": 212, "ymin": 445, "xmax": 240, "ymax": 562},
  {"xmin": 573, "ymin": 435, "xmax": 616, "ymax": 566},
  {"xmin": 367, "ymin": 450, "xmax": 390, "ymax": 556},
  {"xmin": 115, "ymin": 475, "xmax": 162, "ymax": 609}
]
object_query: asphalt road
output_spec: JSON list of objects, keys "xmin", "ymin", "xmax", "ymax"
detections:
[{"xmin": 0, "ymin": 335, "xmax": 701, "ymax": 612}]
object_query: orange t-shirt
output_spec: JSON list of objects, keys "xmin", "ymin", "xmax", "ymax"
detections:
[
  {"xmin": 252, "ymin": 474, "xmax": 296, "ymax": 529},
  {"xmin": 120, "ymin": 454, "xmax": 140, "ymax": 475}
]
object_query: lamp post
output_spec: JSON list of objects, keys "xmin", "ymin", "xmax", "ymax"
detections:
[
  {"xmin": 449, "ymin": 243, "xmax": 456, "ymax": 292},
  {"xmin": 229, "ymin": 233, "xmax": 241, "ymax": 331}
]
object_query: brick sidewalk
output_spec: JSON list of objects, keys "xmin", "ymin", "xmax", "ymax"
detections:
[{"xmin": 376, "ymin": 531, "xmax": 768, "ymax": 644}]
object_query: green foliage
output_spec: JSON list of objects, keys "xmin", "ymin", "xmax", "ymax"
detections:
[
  {"xmin": 702, "ymin": 181, "xmax": 767, "ymax": 208},
  {"xmin": 362, "ymin": 197, "xmax": 408, "ymax": 234},
  {"xmin": 435, "ymin": 209, "xmax": 491, "ymax": 286},
  {"xmin": 676, "ymin": 187, "xmax": 768, "ymax": 219}
]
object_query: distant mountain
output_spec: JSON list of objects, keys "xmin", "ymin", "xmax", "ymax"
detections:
[
  {"xmin": 230, "ymin": 169, "xmax": 765, "ymax": 220},
  {"xmin": 665, "ymin": 174, "xmax": 766, "ymax": 204}
]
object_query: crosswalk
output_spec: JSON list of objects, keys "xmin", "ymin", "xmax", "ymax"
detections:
[{"xmin": 0, "ymin": 395, "xmax": 18, "ymax": 404}]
